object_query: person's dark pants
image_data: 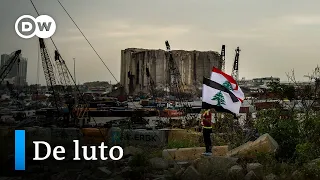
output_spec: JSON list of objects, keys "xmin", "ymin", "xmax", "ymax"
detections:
[{"xmin": 203, "ymin": 128, "xmax": 213, "ymax": 153}]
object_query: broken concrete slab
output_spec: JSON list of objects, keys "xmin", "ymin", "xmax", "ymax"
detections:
[
  {"xmin": 181, "ymin": 166, "xmax": 201, "ymax": 180},
  {"xmin": 247, "ymin": 163, "xmax": 264, "ymax": 178},
  {"xmin": 245, "ymin": 171, "xmax": 259, "ymax": 180},
  {"xmin": 226, "ymin": 133, "xmax": 279, "ymax": 158},
  {"xmin": 228, "ymin": 165, "xmax": 245, "ymax": 180},
  {"xmin": 192, "ymin": 156, "xmax": 239, "ymax": 179},
  {"xmin": 149, "ymin": 157, "xmax": 169, "ymax": 170},
  {"xmin": 160, "ymin": 128, "xmax": 201, "ymax": 144}
]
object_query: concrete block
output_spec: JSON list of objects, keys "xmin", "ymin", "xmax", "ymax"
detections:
[
  {"xmin": 226, "ymin": 133, "xmax": 279, "ymax": 158},
  {"xmin": 162, "ymin": 146, "xmax": 229, "ymax": 161},
  {"xmin": 160, "ymin": 129, "xmax": 201, "ymax": 144},
  {"xmin": 122, "ymin": 129, "xmax": 166, "ymax": 147},
  {"xmin": 213, "ymin": 145, "xmax": 229, "ymax": 156},
  {"xmin": 81, "ymin": 128, "xmax": 108, "ymax": 145}
]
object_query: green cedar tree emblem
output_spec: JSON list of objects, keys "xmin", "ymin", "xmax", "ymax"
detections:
[
  {"xmin": 211, "ymin": 91, "xmax": 226, "ymax": 106},
  {"xmin": 222, "ymin": 81, "xmax": 233, "ymax": 91}
]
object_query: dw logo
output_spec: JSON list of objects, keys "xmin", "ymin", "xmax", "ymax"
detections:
[{"xmin": 15, "ymin": 15, "xmax": 56, "ymax": 39}]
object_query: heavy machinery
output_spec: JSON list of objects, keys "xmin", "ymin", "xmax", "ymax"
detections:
[
  {"xmin": 54, "ymin": 50, "xmax": 74, "ymax": 93},
  {"xmin": 165, "ymin": 40, "xmax": 184, "ymax": 95},
  {"xmin": 54, "ymin": 50, "xmax": 70, "ymax": 87},
  {"xmin": 231, "ymin": 47, "xmax": 241, "ymax": 81},
  {"xmin": 38, "ymin": 38, "xmax": 62, "ymax": 111},
  {"xmin": 0, "ymin": 50, "xmax": 22, "ymax": 84}
]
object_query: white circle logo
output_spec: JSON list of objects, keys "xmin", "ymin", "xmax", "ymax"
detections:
[{"xmin": 15, "ymin": 15, "xmax": 56, "ymax": 39}]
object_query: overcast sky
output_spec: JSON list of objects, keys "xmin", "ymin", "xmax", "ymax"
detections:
[{"xmin": 1, "ymin": 0, "xmax": 320, "ymax": 85}]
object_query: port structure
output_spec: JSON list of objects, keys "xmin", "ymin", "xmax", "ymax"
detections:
[
  {"xmin": 231, "ymin": 47, "xmax": 241, "ymax": 81},
  {"xmin": 38, "ymin": 38, "xmax": 61, "ymax": 111},
  {"xmin": 54, "ymin": 50, "xmax": 72, "ymax": 88},
  {"xmin": 165, "ymin": 40, "xmax": 184, "ymax": 95},
  {"xmin": 221, "ymin": 45, "xmax": 226, "ymax": 72}
]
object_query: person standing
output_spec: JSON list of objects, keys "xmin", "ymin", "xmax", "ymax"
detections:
[{"xmin": 201, "ymin": 109, "xmax": 213, "ymax": 156}]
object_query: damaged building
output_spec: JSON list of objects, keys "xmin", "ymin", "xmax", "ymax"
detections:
[{"xmin": 120, "ymin": 48, "xmax": 223, "ymax": 95}]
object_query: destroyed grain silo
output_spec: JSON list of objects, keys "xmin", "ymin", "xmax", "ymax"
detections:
[{"xmin": 120, "ymin": 48, "xmax": 223, "ymax": 95}]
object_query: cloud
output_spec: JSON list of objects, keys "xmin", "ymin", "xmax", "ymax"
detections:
[
  {"xmin": 281, "ymin": 15, "xmax": 320, "ymax": 25},
  {"xmin": 54, "ymin": 35, "xmax": 83, "ymax": 42},
  {"xmin": 214, "ymin": 28, "xmax": 267, "ymax": 39},
  {"xmin": 97, "ymin": 20, "xmax": 190, "ymax": 38},
  {"xmin": 52, "ymin": 19, "xmax": 190, "ymax": 45}
]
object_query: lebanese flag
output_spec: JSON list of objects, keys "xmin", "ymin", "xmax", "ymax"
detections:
[
  {"xmin": 202, "ymin": 77, "xmax": 241, "ymax": 115},
  {"xmin": 210, "ymin": 67, "xmax": 244, "ymax": 102}
]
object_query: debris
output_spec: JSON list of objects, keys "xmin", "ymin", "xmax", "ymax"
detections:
[
  {"xmin": 247, "ymin": 163, "xmax": 263, "ymax": 178},
  {"xmin": 97, "ymin": 167, "xmax": 112, "ymax": 176},
  {"xmin": 228, "ymin": 165, "xmax": 245, "ymax": 179},
  {"xmin": 245, "ymin": 171, "xmax": 259, "ymax": 180},
  {"xmin": 264, "ymin": 173, "xmax": 278, "ymax": 180},
  {"xmin": 181, "ymin": 166, "xmax": 201, "ymax": 180},
  {"xmin": 149, "ymin": 157, "xmax": 169, "ymax": 170},
  {"xmin": 227, "ymin": 133, "xmax": 279, "ymax": 158}
]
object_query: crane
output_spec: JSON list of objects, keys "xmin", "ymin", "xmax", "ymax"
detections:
[
  {"xmin": 38, "ymin": 38, "xmax": 61, "ymax": 110},
  {"xmin": 231, "ymin": 47, "xmax": 241, "ymax": 81},
  {"xmin": 0, "ymin": 50, "xmax": 22, "ymax": 84},
  {"xmin": 54, "ymin": 50, "xmax": 67, "ymax": 86},
  {"xmin": 221, "ymin": 45, "xmax": 226, "ymax": 72},
  {"xmin": 165, "ymin": 40, "xmax": 183, "ymax": 95},
  {"xmin": 54, "ymin": 50, "xmax": 72, "ymax": 89}
]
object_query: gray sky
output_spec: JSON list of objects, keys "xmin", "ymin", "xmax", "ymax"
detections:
[{"xmin": 1, "ymin": 0, "xmax": 320, "ymax": 85}]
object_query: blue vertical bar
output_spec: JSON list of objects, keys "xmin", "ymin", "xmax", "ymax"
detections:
[{"xmin": 15, "ymin": 130, "xmax": 25, "ymax": 170}]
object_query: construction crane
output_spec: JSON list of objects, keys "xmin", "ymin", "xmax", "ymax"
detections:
[
  {"xmin": 54, "ymin": 50, "xmax": 72, "ymax": 89},
  {"xmin": 231, "ymin": 47, "xmax": 241, "ymax": 81},
  {"xmin": 0, "ymin": 50, "xmax": 22, "ymax": 84},
  {"xmin": 221, "ymin": 45, "xmax": 226, "ymax": 72},
  {"xmin": 54, "ymin": 50, "xmax": 67, "ymax": 86},
  {"xmin": 38, "ymin": 38, "xmax": 61, "ymax": 110},
  {"xmin": 165, "ymin": 40, "xmax": 183, "ymax": 95}
]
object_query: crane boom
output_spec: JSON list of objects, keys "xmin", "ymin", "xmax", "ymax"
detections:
[
  {"xmin": 0, "ymin": 50, "xmax": 21, "ymax": 84},
  {"xmin": 39, "ymin": 38, "xmax": 57, "ymax": 88},
  {"xmin": 54, "ymin": 50, "xmax": 72, "ymax": 87},
  {"xmin": 54, "ymin": 50, "xmax": 66, "ymax": 85},
  {"xmin": 38, "ymin": 38, "xmax": 60, "ymax": 110},
  {"xmin": 165, "ymin": 40, "xmax": 183, "ymax": 94},
  {"xmin": 231, "ymin": 47, "xmax": 240, "ymax": 81},
  {"xmin": 221, "ymin": 45, "xmax": 226, "ymax": 72}
]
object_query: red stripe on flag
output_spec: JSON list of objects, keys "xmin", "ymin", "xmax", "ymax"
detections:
[{"xmin": 212, "ymin": 67, "xmax": 239, "ymax": 90}]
